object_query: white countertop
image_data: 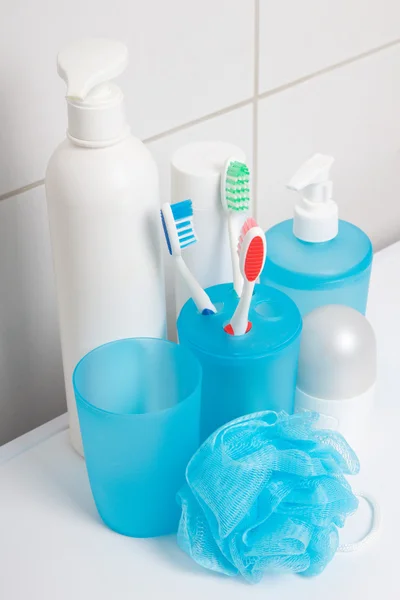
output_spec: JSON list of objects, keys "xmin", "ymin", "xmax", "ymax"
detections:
[{"xmin": 0, "ymin": 242, "xmax": 398, "ymax": 599}]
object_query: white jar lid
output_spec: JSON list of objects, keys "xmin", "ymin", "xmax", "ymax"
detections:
[{"xmin": 297, "ymin": 304, "xmax": 376, "ymax": 400}]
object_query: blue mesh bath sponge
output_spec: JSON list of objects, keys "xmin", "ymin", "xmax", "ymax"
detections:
[{"xmin": 177, "ymin": 411, "xmax": 359, "ymax": 583}]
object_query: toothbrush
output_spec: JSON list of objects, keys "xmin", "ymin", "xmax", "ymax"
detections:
[
  {"xmin": 161, "ymin": 200, "xmax": 216, "ymax": 315},
  {"xmin": 221, "ymin": 157, "xmax": 251, "ymax": 297},
  {"xmin": 225, "ymin": 218, "xmax": 266, "ymax": 336}
]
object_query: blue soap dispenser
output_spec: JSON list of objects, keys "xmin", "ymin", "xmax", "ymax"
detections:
[{"xmin": 261, "ymin": 154, "xmax": 373, "ymax": 316}]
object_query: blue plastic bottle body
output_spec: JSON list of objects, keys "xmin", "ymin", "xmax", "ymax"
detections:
[
  {"xmin": 73, "ymin": 338, "xmax": 201, "ymax": 538},
  {"xmin": 177, "ymin": 283, "xmax": 302, "ymax": 440},
  {"xmin": 261, "ymin": 219, "xmax": 373, "ymax": 316},
  {"xmin": 262, "ymin": 272, "xmax": 371, "ymax": 317}
]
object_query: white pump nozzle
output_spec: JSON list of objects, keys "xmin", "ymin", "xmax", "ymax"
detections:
[
  {"xmin": 288, "ymin": 153, "xmax": 338, "ymax": 243},
  {"xmin": 57, "ymin": 38, "xmax": 129, "ymax": 145},
  {"xmin": 57, "ymin": 38, "xmax": 128, "ymax": 100}
]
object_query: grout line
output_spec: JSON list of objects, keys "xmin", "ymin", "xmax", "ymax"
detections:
[
  {"xmin": 0, "ymin": 179, "xmax": 45, "ymax": 202},
  {"xmin": 252, "ymin": 0, "xmax": 260, "ymax": 219},
  {"xmin": 142, "ymin": 97, "xmax": 253, "ymax": 144},
  {"xmin": 0, "ymin": 100, "xmax": 255, "ymax": 203},
  {"xmin": 258, "ymin": 37, "xmax": 400, "ymax": 100},
  {"xmin": 3, "ymin": 36, "xmax": 400, "ymax": 204},
  {"xmin": 0, "ymin": 413, "xmax": 68, "ymax": 466}
]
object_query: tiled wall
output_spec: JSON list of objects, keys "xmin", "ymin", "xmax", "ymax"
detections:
[{"xmin": 1, "ymin": 1, "xmax": 399, "ymax": 444}]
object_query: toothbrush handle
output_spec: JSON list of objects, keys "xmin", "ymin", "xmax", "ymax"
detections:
[
  {"xmin": 175, "ymin": 256, "xmax": 216, "ymax": 314},
  {"xmin": 228, "ymin": 213, "xmax": 244, "ymax": 297},
  {"xmin": 229, "ymin": 280, "xmax": 253, "ymax": 335}
]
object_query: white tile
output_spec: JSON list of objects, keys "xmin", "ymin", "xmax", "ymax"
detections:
[
  {"xmin": 147, "ymin": 105, "xmax": 254, "ymax": 339},
  {"xmin": 259, "ymin": 0, "xmax": 400, "ymax": 92},
  {"xmin": 257, "ymin": 45, "xmax": 400, "ymax": 250},
  {"xmin": 0, "ymin": 186, "xmax": 65, "ymax": 445},
  {"xmin": 0, "ymin": 0, "xmax": 254, "ymax": 195}
]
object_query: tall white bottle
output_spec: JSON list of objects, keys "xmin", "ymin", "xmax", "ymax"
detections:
[{"xmin": 45, "ymin": 38, "xmax": 166, "ymax": 455}]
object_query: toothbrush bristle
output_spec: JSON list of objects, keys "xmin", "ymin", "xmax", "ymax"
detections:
[
  {"xmin": 225, "ymin": 160, "xmax": 250, "ymax": 212},
  {"xmin": 237, "ymin": 217, "xmax": 257, "ymax": 254},
  {"xmin": 171, "ymin": 199, "xmax": 193, "ymax": 220},
  {"xmin": 160, "ymin": 209, "xmax": 172, "ymax": 255},
  {"xmin": 244, "ymin": 236, "xmax": 265, "ymax": 282},
  {"xmin": 172, "ymin": 199, "xmax": 198, "ymax": 250}
]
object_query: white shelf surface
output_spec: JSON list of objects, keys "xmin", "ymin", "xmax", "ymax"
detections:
[{"xmin": 0, "ymin": 242, "xmax": 399, "ymax": 599}]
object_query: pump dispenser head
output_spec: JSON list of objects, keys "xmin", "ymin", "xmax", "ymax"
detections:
[
  {"xmin": 288, "ymin": 153, "xmax": 338, "ymax": 243},
  {"xmin": 57, "ymin": 38, "xmax": 129, "ymax": 145}
]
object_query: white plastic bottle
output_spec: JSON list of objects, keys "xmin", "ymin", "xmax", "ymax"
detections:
[
  {"xmin": 45, "ymin": 38, "xmax": 166, "ymax": 455},
  {"xmin": 295, "ymin": 304, "xmax": 376, "ymax": 456}
]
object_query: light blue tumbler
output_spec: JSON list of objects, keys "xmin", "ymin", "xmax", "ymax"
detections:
[
  {"xmin": 177, "ymin": 283, "xmax": 302, "ymax": 440},
  {"xmin": 73, "ymin": 338, "xmax": 201, "ymax": 538}
]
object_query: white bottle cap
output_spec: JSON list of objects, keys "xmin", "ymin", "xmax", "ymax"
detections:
[
  {"xmin": 295, "ymin": 305, "xmax": 377, "ymax": 454},
  {"xmin": 57, "ymin": 38, "xmax": 130, "ymax": 146},
  {"xmin": 288, "ymin": 153, "xmax": 338, "ymax": 242}
]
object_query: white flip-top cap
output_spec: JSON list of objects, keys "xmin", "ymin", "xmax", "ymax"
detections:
[
  {"xmin": 57, "ymin": 38, "xmax": 129, "ymax": 145},
  {"xmin": 296, "ymin": 305, "xmax": 377, "ymax": 454},
  {"xmin": 288, "ymin": 153, "xmax": 338, "ymax": 243}
]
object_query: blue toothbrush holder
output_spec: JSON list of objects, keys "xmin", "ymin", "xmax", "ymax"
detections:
[
  {"xmin": 73, "ymin": 338, "xmax": 202, "ymax": 538},
  {"xmin": 177, "ymin": 283, "xmax": 302, "ymax": 440}
]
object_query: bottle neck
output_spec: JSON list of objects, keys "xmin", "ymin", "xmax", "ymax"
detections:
[{"xmin": 66, "ymin": 84, "xmax": 130, "ymax": 148}]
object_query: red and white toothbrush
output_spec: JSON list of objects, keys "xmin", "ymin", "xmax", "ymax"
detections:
[{"xmin": 225, "ymin": 218, "xmax": 267, "ymax": 336}]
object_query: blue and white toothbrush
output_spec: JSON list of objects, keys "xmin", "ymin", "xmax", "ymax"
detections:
[{"xmin": 161, "ymin": 200, "xmax": 216, "ymax": 315}]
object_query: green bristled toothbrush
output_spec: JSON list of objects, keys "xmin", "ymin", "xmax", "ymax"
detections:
[{"xmin": 221, "ymin": 158, "xmax": 251, "ymax": 297}]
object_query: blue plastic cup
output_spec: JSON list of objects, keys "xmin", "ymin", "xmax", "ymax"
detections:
[
  {"xmin": 73, "ymin": 338, "xmax": 201, "ymax": 538},
  {"xmin": 177, "ymin": 283, "xmax": 302, "ymax": 440}
]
